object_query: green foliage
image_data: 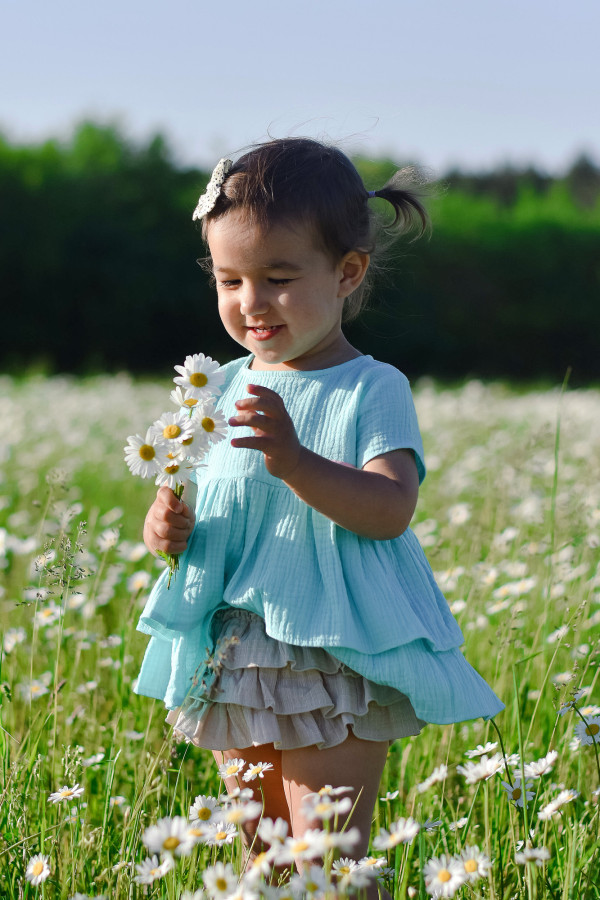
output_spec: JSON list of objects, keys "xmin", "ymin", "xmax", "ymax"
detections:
[{"xmin": 1, "ymin": 125, "xmax": 599, "ymax": 381}]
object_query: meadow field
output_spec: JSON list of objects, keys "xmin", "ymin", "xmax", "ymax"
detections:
[{"xmin": 0, "ymin": 372, "xmax": 598, "ymax": 899}]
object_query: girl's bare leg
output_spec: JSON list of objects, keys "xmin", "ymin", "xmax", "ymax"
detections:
[{"xmin": 282, "ymin": 731, "xmax": 391, "ymax": 900}]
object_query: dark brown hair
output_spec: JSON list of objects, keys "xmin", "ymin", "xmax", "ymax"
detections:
[{"xmin": 201, "ymin": 137, "xmax": 429, "ymax": 321}]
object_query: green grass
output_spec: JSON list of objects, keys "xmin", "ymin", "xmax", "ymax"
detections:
[{"xmin": 0, "ymin": 374, "xmax": 598, "ymax": 899}]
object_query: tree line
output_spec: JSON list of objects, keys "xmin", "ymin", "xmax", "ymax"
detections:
[{"xmin": 2, "ymin": 122, "xmax": 599, "ymax": 383}]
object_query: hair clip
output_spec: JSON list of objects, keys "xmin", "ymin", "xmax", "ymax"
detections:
[{"xmin": 192, "ymin": 158, "xmax": 233, "ymax": 221}]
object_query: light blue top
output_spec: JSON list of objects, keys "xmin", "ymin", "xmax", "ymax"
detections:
[{"xmin": 135, "ymin": 354, "xmax": 504, "ymax": 724}]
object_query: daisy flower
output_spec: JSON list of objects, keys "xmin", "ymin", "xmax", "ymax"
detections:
[
  {"xmin": 322, "ymin": 825, "xmax": 361, "ymax": 854},
  {"xmin": 219, "ymin": 786, "xmax": 254, "ymax": 803},
  {"xmin": 25, "ymin": 853, "xmax": 51, "ymax": 885},
  {"xmin": 464, "ymin": 741, "xmax": 498, "ymax": 758},
  {"xmin": 242, "ymin": 760, "xmax": 274, "ymax": 782},
  {"xmin": 223, "ymin": 800, "xmax": 263, "ymax": 825},
  {"xmin": 575, "ymin": 715, "xmax": 600, "ymax": 745},
  {"xmin": 275, "ymin": 829, "xmax": 329, "ymax": 864},
  {"xmin": 456, "ymin": 846, "xmax": 490, "ymax": 883},
  {"xmin": 289, "ymin": 864, "xmax": 328, "ymax": 897},
  {"xmin": 133, "ymin": 854, "xmax": 174, "ymax": 884},
  {"xmin": 373, "ymin": 817, "xmax": 420, "ymax": 849},
  {"xmin": 457, "ymin": 753, "xmax": 505, "ymax": 784},
  {"xmin": 173, "ymin": 354, "xmax": 224, "ymax": 400},
  {"xmin": 217, "ymin": 757, "xmax": 246, "ymax": 778},
  {"xmin": 189, "ymin": 793, "xmax": 222, "ymax": 824},
  {"xmin": 523, "ymin": 749, "xmax": 558, "ymax": 778},
  {"xmin": 148, "ymin": 409, "xmax": 196, "ymax": 447},
  {"xmin": 142, "ymin": 815, "xmax": 196, "ymax": 856},
  {"xmin": 244, "ymin": 848, "xmax": 279, "ymax": 883},
  {"xmin": 538, "ymin": 788, "xmax": 579, "ymax": 820},
  {"xmin": 154, "ymin": 456, "xmax": 192, "ymax": 491},
  {"xmin": 193, "ymin": 399, "xmax": 228, "ymax": 445},
  {"xmin": 502, "ymin": 776, "xmax": 534, "ymax": 808},
  {"xmin": 170, "ymin": 385, "xmax": 201, "ymax": 409},
  {"xmin": 302, "ymin": 793, "xmax": 352, "ymax": 820},
  {"xmin": 204, "ymin": 821, "xmax": 238, "ymax": 846},
  {"xmin": 127, "ymin": 570, "xmax": 152, "ymax": 593},
  {"xmin": 333, "ymin": 857, "xmax": 373, "ymax": 889},
  {"xmin": 18, "ymin": 679, "xmax": 50, "ymax": 701},
  {"xmin": 417, "ymin": 764, "xmax": 448, "ymax": 793},
  {"xmin": 257, "ymin": 816, "xmax": 289, "ymax": 845},
  {"xmin": 423, "ymin": 854, "xmax": 466, "ymax": 897},
  {"xmin": 35, "ymin": 601, "xmax": 62, "ymax": 627},
  {"xmin": 124, "ymin": 429, "xmax": 169, "ymax": 479},
  {"xmin": 203, "ymin": 861, "xmax": 238, "ymax": 899},
  {"xmin": 48, "ymin": 783, "xmax": 84, "ymax": 803},
  {"xmin": 357, "ymin": 856, "xmax": 387, "ymax": 871},
  {"xmin": 515, "ymin": 846, "xmax": 550, "ymax": 867}
]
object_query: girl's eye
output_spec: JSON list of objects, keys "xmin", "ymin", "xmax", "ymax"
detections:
[
  {"xmin": 269, "ymin": 278, "xmax": 292, "ymax": 286},
  {"xmin": 219, "ymin": 279, "xmax": 241, "ymax": 287}
]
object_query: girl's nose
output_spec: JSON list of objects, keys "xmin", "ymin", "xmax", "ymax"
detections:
[{"xmin": 239, "ymin": 284, "xmax": 269, "ymax": 317}]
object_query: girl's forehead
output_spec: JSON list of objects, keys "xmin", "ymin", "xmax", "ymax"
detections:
[{"xmin": 207, "ymin": 210, "xmax": 325, "ymax": 268}]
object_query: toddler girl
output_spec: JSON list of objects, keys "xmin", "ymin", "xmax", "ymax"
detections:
[{"xmin": 135, "ymin": 137, "xmax": 503, "ymax": 885}]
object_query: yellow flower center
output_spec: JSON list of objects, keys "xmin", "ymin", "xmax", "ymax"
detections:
[
  {"xmin": 587, "ymin": 723, "xmax": 599, "ymax": 736},
  {"xmin": 339, "ymin": 866, "xmax": 351, "ymax": 875},
  {"xmin": 202, "ymin": 416, "xmax": 215, "ymax": 432},
  {"xmin": 438, "ymin": 869, "xmax": 451, "ymax": 883},
  {"xmin": 513, "ymin": 788, "xmax": 522, "ymax": 800},
  {"xmin": 61, "ymin": 790, "xmax": 73, "ymax": 798},
  {"xmin": 182, "ymin": 436, "xmax": 193, "ymax": 445},
  {"xmin": 184, "ymin": 397, "xmax": 198, "ymax": 407},
  {"xmin": 198, "ymin": 807, "xmax": 212, "ymax": 820},
  {"xmin": 188, "ymin": 827, "xmax": 204, "ymax": 837},
  {"xmin": 253, "ymin": 852, "xmax": 268, "ymax": 868},
  {"xmin": 32, "ymin": 861, "xmax": 44, "ymax": 876},
  {"xmin": 465, "ymin": 859, "xmax": 477, "ymax": 873},
  {"xmin": 216, "ymin": 878, "xmax": 228, "ymax": 891},
  {"xmin": 165, "ymin": 465, "xmax": 179, "ymax": 474},
  {"xmin": 163, "ymin": 424, "xmax": 181, "ymax": 439},
  {"xmin": 163, "ymin": 836, "xmax": 180, "ymax": 850},
  {"xmin": 190, "ymin": 372, "xmax": 208, "ymax": 388},
  {"xmin": 225, "ymin": 764, "xmax": 239, "ymax": 775},
  {"xmin": 138, "ymin": 444, "xmax": 155, "ymax": 461},
  {"xmin": 293, "ymin": 840, "xmax": 309, "ymax": 852},
  {"xmin": 306, "ymin": 882, "xmax": 318, "ymax": 893},
  {"xmin": 215, "ymin": 831, "xmax": 228, "ymax": 841}
]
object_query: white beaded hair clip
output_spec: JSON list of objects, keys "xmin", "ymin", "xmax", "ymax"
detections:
[{"xmin": 192, "ymin": 157, "xmax": 233, "ymax": 221}]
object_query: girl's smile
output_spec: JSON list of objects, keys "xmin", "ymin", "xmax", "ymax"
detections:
[{"xmin": 207, "ymin": 210, "xmax": 369, "ymax": 371}]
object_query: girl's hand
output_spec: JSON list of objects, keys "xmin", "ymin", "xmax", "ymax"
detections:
[
  {"xmin": 143, "ymin": 486, "xmax": 195, "ymax": 557},
  {"xmin": 229, "ymin": 384, "xmax": 302, "ymax": 479}
]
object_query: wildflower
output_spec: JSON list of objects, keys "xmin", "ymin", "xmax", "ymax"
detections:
[
  {"xmin": 242, "ymin": 761, "xmax": 274, "ymax": 782},
  {"xmin": 558, "ymin": 689, "xmax": 587, "ymax": 715},
  {"xmin": 447, "ymin": 503, "xmax": 471, "ymax": 525},
  {"xmin": 170, "ymin": 385, "xmax": 200, "ymax": 409},
  {"xmin": 523, "ymin": 749, "xmax": 558, "ymax": 778},
  {"xmin": 575, "ymin": 716, "xmax": 600, "ymax": 745},
  {"xmin": 373, "ymin": 817, "xmax": 420, "ymax": 849},
  {"xmin": 217, "ymin": 757, "xmax": 246, "ymax": 778},
  {"xmin": 219, "ymin": 786, "xmax": 254, "ymax": 803},
  {"xmin": 456, "ymin": 846, "xmax": 490, "ymax": 883},
  {"xmin": 464, "ymin": 741, "xmax": 498, "ymax": 758},
  {"xmin": 25, "ymin": 853, "xmax": 51, "ymax": 885},
  {"xmin": 3, "ymin": 627, "xmax": 26, "ymax": 653},
  {"xmin": 48, "ymin": 783, "xmax": 84, "ymax": 803},
  {"xmin": 276, "ymin": 828, "xmax": 329, "ymax": 864},
  {"xmin": 35, "ymin": 601, "xmax": 62, "ymax": 627},
  {"xmin": 180, "ymin": 892, "xmax": 206, "ymax": 900},
  {"xmin": 244, "ymin": 849, "xmax": 279, "ymax": 883},
  {"xmin": 204, "ymin": 821, "xmax": 238, "ymax": 846},
  {"xmin": 149, "ymin": 409, "xmax": 196, "ymax": 447},
  {"xmin": 502, "ymin": 776, "xmax": 534, "ymax": 808},
  {"xmin": 357, "ymin": 856, "xmax": 387, "ymax": 870},
  {"xmin": 223, "ymin": 800, "xmax": 263, "ymax": 825},
  {"xmin": 380, "ymin": 790, "xmax": 400, "ymax": 801},
  {"xmin": 423, "ymin": 854, "xmax": 466, "ymax": 897},
  {"xmin": 173, "ymin": 353, "xmax": 224, "ymax": 400},
  {"xmin": 127, "ymin": 570, "xmax": 152, "ymax": 593},
  {"xmin": 417, "ymin": 764, "xmax": 448, "ymax": 793},
  {"xmin": 134, "ymin": 854, "xmax": 174, "ymax": 884},
  {"xmin": 123, "ymin": 729, "xmax": 145, "ymax": 740},
  {"xmin": 193, "ymin": 399, "xmax": 228, "ymax": 445},
  {"xmin": 538, "ymin": 789, "xmax": 579, "ymax": 820},
  {"xmin": 257, "ymin": 816, "xmax": 289, "ymax": 845},
  {"xmin": 18, "ymin": 679, "xmax": 50, "ymax": 701},
  {"xmin": 515, "ymin": 846, "xmax": 550, "ymax": 867},
  {"xmin": 142, "ymin": 816, "xmax": 196, "ymax": 856},
  {"xmin": 124, "ymin": 429, "xmax": 169, "ymax": 479},
  {"xmin": 289, "ymin": 864, "xmax": 328, "ymax": 896},
  {"xmin": 190, "ymin": 794, "xmax": 221, "ymax": 824},
  {"xmin": 457, "ymin": 753, "xmax": 505, "ymax": 783},
  {"xmin": 203, "ymin": 861, "xmax": 238, "ymax": 898},
  {"xmin": 81, "ymin": 751, "xmax": 105, "ymax": 767},
  {"xmin": 302, "ymin": 793, "xmax": 352, "ymax": 820},
  {"xmin": 155, "ymin": 455, "xmax": 191, "ymax": 491},
  {"xmin": 448, "ymin": 817, "xmax": 469, "ymax": 831},
  {"xmin": 322, "ymin": 826, "xmax": 361, "ymax": 854}
]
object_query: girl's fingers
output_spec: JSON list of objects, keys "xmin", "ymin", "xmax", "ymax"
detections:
[{"xmin": 229, "ymin": 411, "xmax": 277, "ymax": 432}]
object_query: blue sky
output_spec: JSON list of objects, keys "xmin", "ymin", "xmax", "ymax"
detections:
[{"xmin": 2, "ymin": 0, "xmax": 599, "ymax": 174}]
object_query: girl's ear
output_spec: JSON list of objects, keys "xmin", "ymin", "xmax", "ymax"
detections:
[{"xmin": 337, "ymin": 250, "xmax": 370, "ymax": 299}]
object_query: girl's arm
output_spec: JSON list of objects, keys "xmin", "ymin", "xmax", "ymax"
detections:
[{"xmin": 230, "ymin": 384, "xmax": 419, "ymax": 541}]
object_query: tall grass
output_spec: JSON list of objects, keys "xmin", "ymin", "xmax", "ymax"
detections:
[{"xmin": 0, "ymin": 373, "xmax": 598, "ymax": 898}]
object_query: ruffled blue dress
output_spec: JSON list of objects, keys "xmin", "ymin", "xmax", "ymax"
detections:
[{"xmin": 134, "ymin": 355, "xmax": 504, "ymax": 748}]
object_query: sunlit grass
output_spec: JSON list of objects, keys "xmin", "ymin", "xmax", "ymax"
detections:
[{"xmin": 0, "ymin": 373, "xmax": 598, "ymax": 898}]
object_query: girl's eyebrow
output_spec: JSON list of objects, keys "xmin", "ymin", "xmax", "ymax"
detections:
[{"xmin": 213, "ymin": 261, "xmax": 303, "ymax": 273}]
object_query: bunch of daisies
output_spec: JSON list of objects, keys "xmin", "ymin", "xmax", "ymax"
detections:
[{"xmin": 124, "ymin": 354, "xmax": 227, "ymax": 580}]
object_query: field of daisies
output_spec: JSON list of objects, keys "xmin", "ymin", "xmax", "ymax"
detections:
[{"xmin": 0, "ymin": 369, "xmax": 598, "ymax": 900}]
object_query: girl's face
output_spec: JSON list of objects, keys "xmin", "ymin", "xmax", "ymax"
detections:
[{"xmin": 207, "ymin": 210, "xmax": 368, "ymax": 371}]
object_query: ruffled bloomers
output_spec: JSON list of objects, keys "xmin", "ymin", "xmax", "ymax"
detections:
[{"xmin": 166, "ymin": 608, "xmax": 427, "ymax": 750}]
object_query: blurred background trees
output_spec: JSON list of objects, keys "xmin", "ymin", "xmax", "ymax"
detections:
[{"xmin": 2, "ymin": 122, "xmax": 599, "ymax": 383}]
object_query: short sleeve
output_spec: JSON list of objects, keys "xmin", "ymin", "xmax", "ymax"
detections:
[{"xmin": 356, "ymin": 365, "xmax": 426, "ymax": 483}]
